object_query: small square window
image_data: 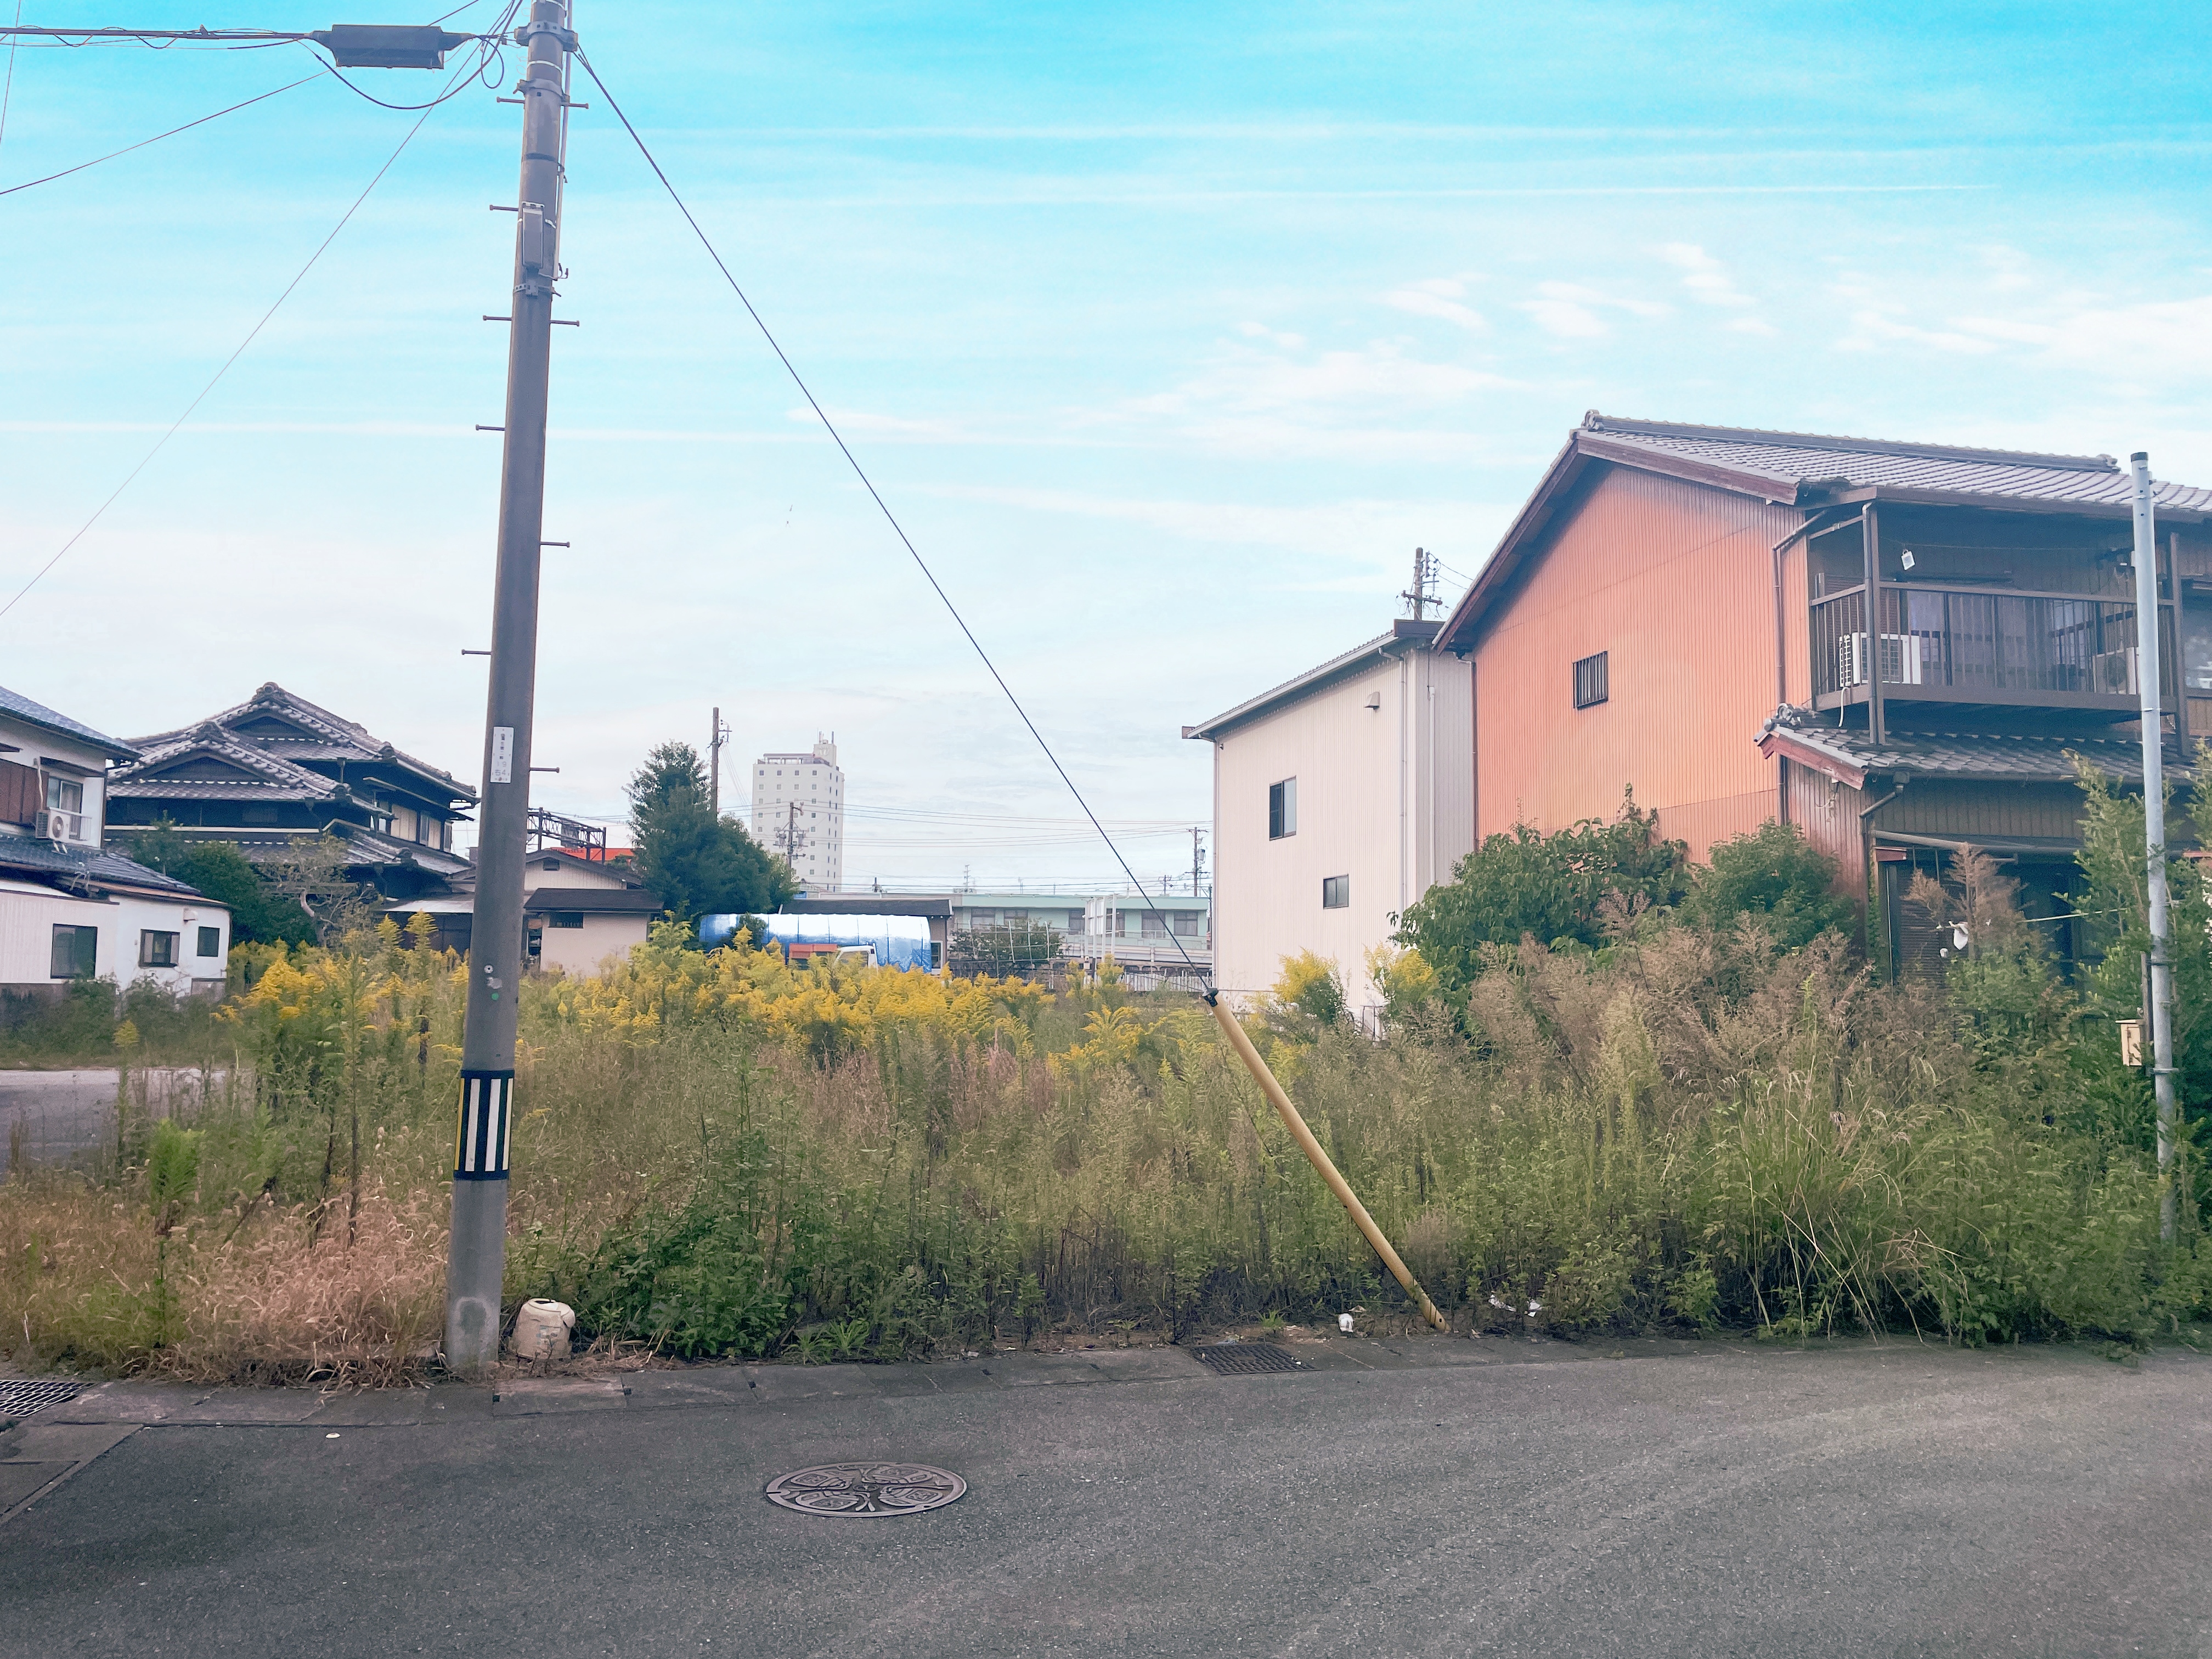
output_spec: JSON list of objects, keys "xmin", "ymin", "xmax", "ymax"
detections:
[
  {"xmin": 1322, "ymin": 874, "xmax": 1350, "ymax": 909},
  {"xmin": 196, "ymin": 926, "xmax": 222, "ymax": 958},
  {"xmin": 546, "ymin": 912, "xmax": 585, "ymax": 929},
  {"xmin": 1573, "ymin": 651, "xmax": 1609, "ymax": 709},
  {"xmin": 140, "ymin": 930, "xmax": 179, "ymax": 968},
  {"xmin": 1268, "ymin": 778, "xmax": 1297, "ymax": 840}
]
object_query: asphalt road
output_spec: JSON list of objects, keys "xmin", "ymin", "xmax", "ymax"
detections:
[{"xmin": 3, "ymin": 1334, "xmax": 2207, "ymax": 1658}]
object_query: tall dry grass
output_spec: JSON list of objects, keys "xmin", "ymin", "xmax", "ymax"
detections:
[{"xmin": 2, "ymin": 912, "xmax": 2204, "ymax": 1381}]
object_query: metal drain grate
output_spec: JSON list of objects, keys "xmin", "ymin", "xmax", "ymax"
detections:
[
  {"xmin": 1193, "ymin": 1343, "xmax": 1304, "ymax": 1375},
  {"xmin": 0, "ymin": 1380, "xmax": 81, "ymax": 1419}
]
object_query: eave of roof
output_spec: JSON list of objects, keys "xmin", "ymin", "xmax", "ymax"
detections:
[
  {"xmin": 1182, "ymin": 619, "xmax": 1443, "ymax": 742},
  {"xmin": 1754, "ymin": 714, "xmax": 2188, "ymax": 791},
  {"xmin": 0, "ymin": 685, "xmax": 140, "ymax": 762}
]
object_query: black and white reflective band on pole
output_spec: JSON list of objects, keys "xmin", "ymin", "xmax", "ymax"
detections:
[{"xmin": 455, "ymin": 1070, "xmax": 514, "ymax": 1180}]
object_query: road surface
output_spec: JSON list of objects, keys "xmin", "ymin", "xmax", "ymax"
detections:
[{"xmin": 3, "ymin": 1332, "xmax": 2205, "ymax": 1657}]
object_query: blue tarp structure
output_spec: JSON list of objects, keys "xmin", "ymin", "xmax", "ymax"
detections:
[{"xmin": 698, "ymin": 911, "xmax": 936, "ymax": 972}]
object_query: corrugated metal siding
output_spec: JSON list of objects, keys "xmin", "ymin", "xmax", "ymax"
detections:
[
  {"xmin": 1471, "ymin": 465, "xmax": 1802, "ymax": 862},
  {"xmin": 1780, "ymin": 541, "xmax": 1812, "ymax": 705},
  {"xmin": 1415, "ymin": 648, "xmax": 1474, "ymax": 892},
  {"xmin": 1787, "ymin": 760, "xmax": 1867, "ymax": 898},
  {"xmin": 1875, "ymin": 781, "xmax": 2085, "ymax": 840}
]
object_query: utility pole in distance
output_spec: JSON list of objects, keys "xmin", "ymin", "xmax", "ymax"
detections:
[
  {"xmin": 448, "ymin": 0, "xmax": 577, "ymax": 1373},
  {"xmin": 709, "ymin": 706, "xmax": 731, "ymax": 815}
]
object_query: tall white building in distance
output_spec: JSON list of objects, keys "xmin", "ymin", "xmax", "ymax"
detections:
[{"xmin": 752, "ymin": 735, "xmax": 844, "ymax": 893}]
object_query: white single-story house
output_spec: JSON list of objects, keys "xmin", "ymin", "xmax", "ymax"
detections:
[{"xmin": 1, "ymin": 685, "xmax": 229, "ymax": 1003}]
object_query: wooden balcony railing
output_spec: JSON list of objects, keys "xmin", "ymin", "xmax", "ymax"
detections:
[{"xmin": 1811, "ymin": 583, "xmax": 2177, "ymax": 708}]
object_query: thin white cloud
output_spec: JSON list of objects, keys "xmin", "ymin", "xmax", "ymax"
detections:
[
  {"xmin": 1839, "ymin": 309, "xmax": 1999, "ymax": 355},
  {"xmin": 1385, "ymin": 276, "xmax": 1488, "ymax": 332},
  {"xmin": 1954, "ymin": 295, "xmax": 2212, "ymax": 376},
  {"xmin": 1657, "ymin": 242, "xmax": 1755, "ymax": 307},
  {"xmin": 1517, "ymin": 280, "xmax": 1668, "ymax": 339}
]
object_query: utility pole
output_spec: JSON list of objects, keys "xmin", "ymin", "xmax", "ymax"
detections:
[
  {"xmin": 1400, "ymin": 547, "xmax": 1438, "ymax": 621},
  {"xmin": 447, "ymin": 0, "xmax": 575, "ymax": 1372},
  {"xmin": 1191, "ymin": 826, "xmax": 1206, "ymax": 896},
  {"xmin": 2129, "ymin": 453, "xmax": 2179, "ymax": 1242},
  {"xmin": 708, "ymin": 706, "xmax": 731, "ymax": 815}
]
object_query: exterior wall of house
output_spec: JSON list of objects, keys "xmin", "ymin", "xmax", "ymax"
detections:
[
  {"xmin": 1469, "ymin": 465, "xmax": 1803, "ymax": 863},
  {"xmin": 1209, "ymin": 644, "xmax": 1471, "ymax": 1019},
  {"xmin": 1784, "ymin": 758, "xmax": 1870, "ymax": 898},
  {"xmin": 0, "ymin": 714, "xmax": 113, "ymax": 850},
  {"xmin": 0, "ymin": 878, "xmax": 228, "ymax": 997},
  {"xmin": 534, "ymin": 913, "xmax": 648, "ymax": 978}
]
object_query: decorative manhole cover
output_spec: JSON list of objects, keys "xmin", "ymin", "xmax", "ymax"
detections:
[
  {"xmin": 1193, "ymin": 1343, "xmax": 1303, "ymax": 1375},
  {"xmin": 764, "ymin": 1463, "xmax": 967, "ymax": 1517},
  {"xmin": 0, "ymin": 1380, "xmax": 80, "ymax": 1418}
]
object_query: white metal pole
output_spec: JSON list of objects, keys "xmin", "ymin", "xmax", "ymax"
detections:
[{"xmin": 2129, "ymin": 452, "xmax": 2179, "ymax": 1243}]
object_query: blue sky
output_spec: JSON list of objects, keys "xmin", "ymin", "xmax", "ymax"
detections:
[{"xmin": 4, "ymin": 2, "xmax": 2210, "ymax": 889}]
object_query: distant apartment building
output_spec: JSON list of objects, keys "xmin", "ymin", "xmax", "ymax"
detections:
[{"xmin": 751, "ymin": 736, "xmax": 844, "ymax": 892}]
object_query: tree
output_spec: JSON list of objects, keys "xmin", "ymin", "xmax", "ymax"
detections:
[
  {"xmin": 261, "ymin": 834, "xmax": 379, "ymax": 946},
  {"xmin": 1683, "ymin": 821, "xmax": 1856, "ymax": 951},
  {"xmin": 125, "ymin": 820, "xmax": 315, "ymax": 947},
  {"xmin": 627, "ymin": 741, "xmax": 791, "ymax": 927},
  {"xmin": 1396, "ymin": 791, "xmax": 1688, "ymax": 1003}
]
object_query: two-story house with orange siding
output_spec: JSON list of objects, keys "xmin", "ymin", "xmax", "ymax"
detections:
[{"xmin": 1436, "ymin": 414, "xmax": 2211, "ymax": 974}]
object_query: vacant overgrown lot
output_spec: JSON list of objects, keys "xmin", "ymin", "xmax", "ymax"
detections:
[{"xmin": 4, "ymin": 799, "xmax": 2208, "ymax": 1383}]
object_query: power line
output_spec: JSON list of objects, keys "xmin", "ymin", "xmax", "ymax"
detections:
[
  {"xmin": 0, "ymin": 18, "xmax": 518, "ymax": 623},
  {"xmin": 575, "ymin": 46, "xmax": 1210, "ymax": 989},
  {"xmin": 0, "ymin": 69, "xmax": 325, "ymax": 199}
]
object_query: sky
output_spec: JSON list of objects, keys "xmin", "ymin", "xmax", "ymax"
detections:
[{"xmin": 4, "ymin": 2, "xmax": 2212, "ymax": 891}]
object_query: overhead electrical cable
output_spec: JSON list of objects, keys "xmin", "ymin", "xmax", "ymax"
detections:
[
  {"xmin": 0, "ymin": 16, "xmax": 518, "ymax": 623},
  {"xmin": 575, "ymin": 47, "xmax": 1210, "ymax": 987},
  {"xmin": 0, "ymin": 69, "xmax": 325, "ymax": 199}
]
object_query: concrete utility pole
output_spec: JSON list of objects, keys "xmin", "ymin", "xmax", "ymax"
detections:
[
  {"xmin": 708, "ymin": 706, "xmax": 730, "ymax": 815},
  {"xmin": 2129, "ymin": 453, "xmax": 2179, "ymax": 1243},
  {"xmin": 1190, "ymin": 826, "xmax": 1205, "ymax": 896},
  {"xmin": 447, "ymin": 0, "xmax": 575, "ymax": 1372}
]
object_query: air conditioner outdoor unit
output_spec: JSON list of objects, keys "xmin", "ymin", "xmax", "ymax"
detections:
[
  {"xmin": 2091, "ymin": 646, "xmax": 2139, "ymax": 697},
  {"xmin": 35, "ymin": 809, "xmax": 80, "ymax": 843},
  {"xmin": 1842, "ymin": 633, "xmax": 1925, "ymax": 689}
]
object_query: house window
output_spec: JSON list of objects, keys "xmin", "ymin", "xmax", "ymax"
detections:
[
  {"xmin": 1268, "ymin": 778, "xmax": 1297, "ymax": 839},
  {"xmin": 1172, "ymin": 910, "xmax": 1201, "ymax": 936},
  {"xmin": 44, "ymin": 776, "xmax": 83, "ymax": 814},
  {"xmin": 140, "ymin": 930, "xmax": 179, "ymax": 968},
  {"xmin": 197, "ymin": 926, "xmax": 222, "ymax": 958},
  {"xmin": 1573, "ymin": 651, "xmax": 1609, "ymax": 709},
  {"xmin": 1141, "ymin": 910, "xmax": 1167, "ymax": 938},
  {"xmin": 50, "ymin": 924, "xmax": 97, "ymax": 979},
  {"xmin": 1322, "ymin": 875, "xmax": 1350, "ymax": 909},
  {"xmin": 240, "ymin": 803, "xmax": 278, "ymax": 825},
  {"xmin": 546, "ymin": 912, "xmax": 585, "ymax": 929}
]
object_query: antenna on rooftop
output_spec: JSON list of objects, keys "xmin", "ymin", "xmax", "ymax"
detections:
[{"xmin": 1400, "ymin": 547, "xmax": 1440, "ymax": 620}]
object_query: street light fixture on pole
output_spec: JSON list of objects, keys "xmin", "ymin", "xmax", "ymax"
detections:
[{"xmin": 447, "ymin": 0, "xmax": 576, "ymax": 1370}]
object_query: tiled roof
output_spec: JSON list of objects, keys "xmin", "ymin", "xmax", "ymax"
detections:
[
  {"xmin": 1580, "ymin": 415, "xmax": 2212, "ymax": 515},
  {"xmin": 127, "ymin": 682, "xmax": 472, "ymax": 798},
  {"xmin": 524, "ymin": 887, "xmax": 665, "ymax": 913},
  {"xmin": 0, "ymin": 685, "xmax": 139, "ymax": 760},
  {"xmin": 0, "ymin": 834, "xmax": 201, "ymax": 896},
  {"xmin": 1756, "ymin": 709, "xmax": 2187, "ymax": 785},
  {"xmin": 109, "ymin": 724, "xmax": 345, "ymax": 800}
]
